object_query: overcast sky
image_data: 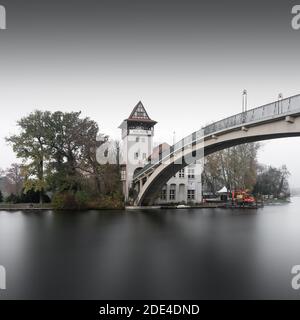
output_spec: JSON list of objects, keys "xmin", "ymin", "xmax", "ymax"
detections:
[{"xmin": 0, "ymin": 0, "xmax": 300, "ymax": 186}]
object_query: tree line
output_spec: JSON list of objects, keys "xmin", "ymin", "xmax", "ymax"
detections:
[
  {"xmin": 1, "ymin": 110, "xmax": 123, "ymax": 209},
  {"xmin": 202, "ymin": 143, "xmax": 290, "ymax": 199},
  {"xmin": 0, "ymin": 110, "xmax": 291, "ymax": 207}
]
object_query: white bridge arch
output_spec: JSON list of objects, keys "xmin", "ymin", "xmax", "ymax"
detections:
[{"xmin": 133, "ymin": 94, "xmax": 300, "ymax": 206}]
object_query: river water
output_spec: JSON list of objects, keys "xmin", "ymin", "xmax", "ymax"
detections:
[{"xmin": 1, "ymin": 198, "xmax": 300, "ymax": 300}]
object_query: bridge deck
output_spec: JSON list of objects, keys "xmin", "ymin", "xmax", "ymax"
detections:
[{"xmin": 133, "ymin": 94, "xmax": 300, "ymax": 183}]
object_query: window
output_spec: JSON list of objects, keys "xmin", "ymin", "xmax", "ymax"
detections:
[
  {"xmin": 134, "ymin": 152, "xmax": 139, "ymax": 159},
  {"xmin": 142, "ymin": 153, "xmax": 147, "ymax": 160},
  {"xmin": 169, "ymin": 189, "xmax": 175, "ymax": 200},
  {"xmin": 121, "ymin": 169, "xmax": 126, "ymax": 181},
  {"xmin": 169, "ymin": 184, "xmax": 176, "ymax": 200},
  {"xmin": 188, "ymin": 168, "xmax": 195, "ymax": 179},
  {"xmin": 179, "ymin": 169, "xmax": 185, "ymax": 178},
  {"xmin": 160, "ymin": 188, "xmax": 167, "ymax": 200},
  {"xmin": 187, "ymin": 190, "xmax": 195, "ymax": 200},
  {"xmin": 136, "ymin": 137, "xmax": 140, "ymax": 142}
]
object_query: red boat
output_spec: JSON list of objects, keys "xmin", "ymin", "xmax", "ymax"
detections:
[{"xmin": 232, "ymin": 190, "xmax": 256, "ymax": 205}]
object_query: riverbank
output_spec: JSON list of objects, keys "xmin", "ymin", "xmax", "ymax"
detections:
[
  {"xmin": 0, "ymin": 203, "xmax": 124, "ymax": 211},
  {"xmin": 0, "ymin": 203, "xmax": 53, "ymax": 211},
  {"xmin": 0, "ymin": 198, "xmax": 290, "ymax": 211},
  {"xmin": 263, "ymin": 198, "xmax": 291, "ymax": 205},
  {"xmin": 0, "ymin": 203, "xmax": 251, "ymax": 211}
]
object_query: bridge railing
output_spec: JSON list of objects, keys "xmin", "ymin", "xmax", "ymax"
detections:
[
  {"xmin": 134, "ymin": 94, "xmax": 300, "ymax": 181},
  {"xmin": 204, "ymin": 94, "xmax": 300, "ymax": 136}
]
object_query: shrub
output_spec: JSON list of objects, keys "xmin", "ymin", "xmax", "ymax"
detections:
[
  {"xmin": 88, "ymin": 195, "xmax": 124, "ymax": 210},
  {"xmin": 5, "ymin": 193, "xmax": 20, "ymax": 204},
  {"xmin": 52, "ymin": 192, "xmax": 78, "ymax": 210},
  {"xmin": 75, "ymin": 191, "xmax": 89, "ymax": 210},
  {"xmin": 52, "ymin": 191, "xmax": 124, "ymax": 211}
]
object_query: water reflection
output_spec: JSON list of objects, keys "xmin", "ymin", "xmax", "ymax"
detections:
[{"xmin": 0, "ymin": 199, "xmax": 300, "ymax": 299}]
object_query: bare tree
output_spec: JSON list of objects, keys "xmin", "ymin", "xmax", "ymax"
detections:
[
  {"xmin": 203, "ymin": 143, "xmax": 260, "ymax": 193},
  {"xmin": 5, "ymin": 163, "xmax": 24, "ymax": 196}
]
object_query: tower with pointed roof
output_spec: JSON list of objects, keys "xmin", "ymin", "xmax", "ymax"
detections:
[{"xmin": 119, "ymin": 101, "xmax": 157, "ymax": 201}]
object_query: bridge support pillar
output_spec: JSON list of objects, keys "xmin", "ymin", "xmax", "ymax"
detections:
[
  {"xmin": 285, "ymin": 116, "xmax": 295, "ymax": 123},
  {"xmin": 138, "ymin": 179, "xmax": 142, "ymax": 192}
]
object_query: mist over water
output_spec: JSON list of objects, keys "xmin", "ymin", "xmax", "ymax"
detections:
[{"xmin": 0, "ymin": 198, "xmax": 300, "ymax": 299}]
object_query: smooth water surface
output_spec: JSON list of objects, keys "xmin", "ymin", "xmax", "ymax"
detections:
[{"xmin": 1, "ymin": 198, "xmax": 300, "ymax": 299}]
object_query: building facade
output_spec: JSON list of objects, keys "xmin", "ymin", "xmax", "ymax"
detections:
[
  {"xmin": 120, "ymin": 102, "xmax": 202, "ymax": 204},
  {"xmin": 157, "ymin": 163, "xmax": 202, "ymax": 205},
  {"xmin": 119, "ymin": 101, "xmax": 157, "ymax": 201}
]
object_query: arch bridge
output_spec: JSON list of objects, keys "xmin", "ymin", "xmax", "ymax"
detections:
[{"xmin": 133, "ymin": 94, "xmax": 300, "ymax": 206}]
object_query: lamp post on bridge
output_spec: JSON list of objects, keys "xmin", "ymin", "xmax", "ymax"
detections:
[
  {"xmin": 278, "ymin": 93, "xmax": 283, "ymax": 114},
  {"xmin": 242, "ymin": 89, "xmax": 248, "ymax": 113},
  {"xmin": 242, "ymin": 89, "xmax": 248, "ymax": 123}
]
